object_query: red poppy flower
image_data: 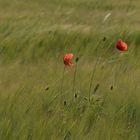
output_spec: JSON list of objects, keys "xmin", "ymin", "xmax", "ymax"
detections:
[
  {"xmin": 63, "ymin": 53, "xmax": 73, "ymax": 66},
  {"xmin": 115, "ymin": 39, "xmax": 128, "ymax": 51}
]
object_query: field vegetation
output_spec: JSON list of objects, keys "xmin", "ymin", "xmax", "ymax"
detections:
[{"xmin": 0, "ymin": 0, "xmax": 140, "ymax": 139}]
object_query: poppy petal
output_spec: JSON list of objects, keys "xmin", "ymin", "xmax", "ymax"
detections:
[
  {"xmin": 115, "ymin": 39, "xmax": 128, "ymax": 51},
  {"xmin": 63, "ymin": 53, "xmax": 73, "ymax": 66}
]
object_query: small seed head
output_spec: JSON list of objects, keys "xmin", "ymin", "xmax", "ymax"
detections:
[
  {"xmin": 110, "ymin": 85, "xmax": 113, "ymax": 90},
  {"xmin": 103, "ymin": 37, "xmax": 106, "ymax": 42},
  {"xmin": 74, "ymin": 93, "xmax": 77, "ymax": 98},
  {"xmin": 64, "ymin": 100, "xmax": 67, "ymax": 106},
  {"xmin": 45, "ymin": 86, "xmax": 49, "ymax": 91},
  {"xmin": 75, "ymin": 57, "xmax": 79, "ymax": 62},
  {"xmin": 93, "ymin": 83, "xmax": 100, "ymax": 94}
]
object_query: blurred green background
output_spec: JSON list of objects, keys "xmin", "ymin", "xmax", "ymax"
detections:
[{"xmin": 0, "ymin": 0, "xmax": 140, "ymax": 139}]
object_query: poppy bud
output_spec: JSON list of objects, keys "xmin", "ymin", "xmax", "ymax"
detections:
[
  {"xmin": 64, "ymin": 100, "xmax": 67, "ymax": 106},
  {"xmin": 93, "ymin": 83, "xmax": 100, "ymax": 94},
  {"xmin": 103, "ymin": 37, "xmax": 106, "ymax": 42},
  {"xmin": 45, "ymin": 86, "xmax": 49, "ymax": 91},
  {"xmin": 75, "ymin": 57, "xmax": 79, "ymax": 62},
  {"xmin": 74, "ymin": 93, "xmax": 77, "ymax": 98},
  {"xmin": 110, "ymin": 85, "xmax": 113, "ymax": 90}
]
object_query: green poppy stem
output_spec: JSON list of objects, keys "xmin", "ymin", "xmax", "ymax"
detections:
[
  {"xmin": 88, "ymin": 57, "xmax": 99, "ymax": 103},
  {"xmin": 60, "ymin": 66, "xmax": 66, "ymax": 95},
  {"xmin": 73, "ymin": 62, "xmax": 78, "ymax": 94}
]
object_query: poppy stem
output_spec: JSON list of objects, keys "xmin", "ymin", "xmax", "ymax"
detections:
[
  {"xmin": 73, "ymin": 62, "xmax": 78, "ymax": 94},
  {"xmin": 88, "ymin": 57, "xmax": 99, "ymax": 103},
  {"xmin": 60, "ymin": 66, "xmax": 66, "ymax": 96}
]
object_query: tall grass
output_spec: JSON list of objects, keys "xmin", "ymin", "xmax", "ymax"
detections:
[{"xmin": 0, "ymin": 0, "xmax": 140, "ymax": 139}]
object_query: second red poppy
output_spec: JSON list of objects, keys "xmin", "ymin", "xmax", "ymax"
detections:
[
  {"xmin": 115, "ymin": 39, "xmax": 128, "ymax": 51},
  {"xmin": 63, "ymin": 53, "xmax": 73, "ymax": 66}
]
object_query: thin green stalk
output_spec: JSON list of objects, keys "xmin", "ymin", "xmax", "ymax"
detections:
[
  {"xmin": 72, "ymin": 62, "xmax": 78, "ymax": 94},
  {"xmin": 88, "ymin": 57, "xmax": 99, "ymax": 103},
  {"xmin": 60, "ymin": 66, "xmax": 66, "ymax": 95}
]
